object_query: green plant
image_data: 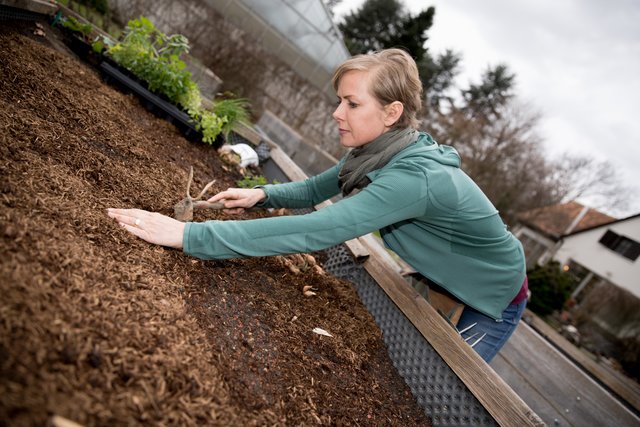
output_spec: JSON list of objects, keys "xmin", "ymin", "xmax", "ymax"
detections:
[
  {"xmin": 236, "ymin": 175, "xmax": 278, "ymax": 188},
  {"xmin": 177, "ymin": 82, "xmax": 202, "ymax": 117},
  {"xmin": 212, "ymin": 98, "xmax": 251, "ymax": 139},
  {"xmin": 106, "ymin": 17, "xmax": 193, "ymax": 106},
  {"xmin": 197, "ymin": 111, "xmax": 227, "ymax": 145},
  {"xmin": 90, "ymin": 35, "xmax": 110, "ymax": 54},
  {"xmin": 105, "ymin": 16, "xmax": 251, "ymax": 144},
  {"xmin": 527, "ymin": 261, "xmax": 576, "ymax": 317},
  {"xmin": 62, "ymin": 16, "xmax": 93, "ymax": 37}
]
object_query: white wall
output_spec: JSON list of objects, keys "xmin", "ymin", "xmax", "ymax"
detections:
[{"xmin": 555, "ymin": 217, "xmax": 640, "ymax": 298}]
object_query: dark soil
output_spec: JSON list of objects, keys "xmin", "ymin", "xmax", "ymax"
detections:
[{"xmin": 0, "ymin": 18, "xmax": 430, "ymax": 426}]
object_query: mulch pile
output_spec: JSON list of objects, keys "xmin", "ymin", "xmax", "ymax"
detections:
[{"xmin": 0, "ymin": 17, "xmax": 430, "ymax": 426}]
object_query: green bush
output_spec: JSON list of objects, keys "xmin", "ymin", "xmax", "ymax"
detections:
[
  {"xmin": 527, "ymin": 261, "xmax": 576, "ymax": 316},
  {"xmin": 196, "ymin": 111, "xmax": 227, "ymax": 145}
]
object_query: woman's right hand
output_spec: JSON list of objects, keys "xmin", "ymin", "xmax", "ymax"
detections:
[{"xmin": 207, "ymin": 187, "xmax": 267, "ymax": 214}]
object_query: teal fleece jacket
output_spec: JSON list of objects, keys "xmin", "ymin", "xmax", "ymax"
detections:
[{"xmin": 183, "ymin": 132, "xmax": 526, "ymax": 319}]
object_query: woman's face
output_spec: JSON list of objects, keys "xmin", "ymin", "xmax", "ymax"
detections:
[{"xmin": 333, "ymin": 70, "xmax": 389, "ymax": 148}]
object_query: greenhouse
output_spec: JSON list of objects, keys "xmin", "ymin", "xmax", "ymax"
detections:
[{"xmin": 206, "ymin": 0, "xmax": 350, "ymax": 97}]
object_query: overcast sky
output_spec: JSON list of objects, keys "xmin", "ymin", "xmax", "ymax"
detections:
[{"xmin": 333, "ymin": 0, "xmax": 640, "ymax": 217}]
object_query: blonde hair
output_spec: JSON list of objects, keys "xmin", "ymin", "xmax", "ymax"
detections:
[{"xmin": 332, "ymin": 48, "xmax": 423, "ymax": 129}]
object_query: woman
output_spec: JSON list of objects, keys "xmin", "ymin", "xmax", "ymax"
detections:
[{"xmin": 107, "ymin": 49, "xmax": 527, "ymax": 363}]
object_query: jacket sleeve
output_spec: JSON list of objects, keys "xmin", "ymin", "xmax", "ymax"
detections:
[
  {"xmin": 257, "ymin": 162, "xmax": 343, "ymax": 209},
  {"xmin": 183, "ymin": 163, "xmax": 429, "ymax": 259}
]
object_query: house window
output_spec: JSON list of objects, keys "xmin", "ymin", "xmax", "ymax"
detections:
[{"xmin": 599, "ymin": 230, "xmax": 640, "ymax": 261}]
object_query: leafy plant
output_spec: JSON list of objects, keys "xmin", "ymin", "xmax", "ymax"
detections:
[
  {"xmin": 90, "ymin": 35, "xmax": 109, "ymax": 54},
  {"xmin": 196, "ymin": 111, "xmax": 227, "ymax": 145},
  {"xmin": 176, "ymin": 83, "xmax": 202, "ymax": 117},
  {"xmin": 62, "ymin": 16, "xmax": 94, "ymax": 37},
  {"xmin": 105, "ymin": 16, "xmax": 251, "ymax": 144},
  {"xmin": 212, "ymin": 98, "xmax": 251, "ymax": 139},
  {"xmin": 106, "ymin": 17, "xmax": 193, "ymax": 106},
  {"xmin": 236, "ymin": 175, "xmax": 278, "ymax": 188}
]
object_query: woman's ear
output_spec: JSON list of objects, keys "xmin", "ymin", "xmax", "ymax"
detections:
[{"xmin": 383, "ymin": 101, "xmax": 404, "ymax": 127}]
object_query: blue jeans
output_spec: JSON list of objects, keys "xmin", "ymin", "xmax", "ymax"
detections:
[{"xmin": 457, "ymin": 299, "xmax": 527, "ymax": 363}]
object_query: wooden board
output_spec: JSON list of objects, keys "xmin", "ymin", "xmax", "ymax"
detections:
[
  {"xmin": 0, "ymin": 0, "xmax": 57, "ymax": 15},
  {"xmin": 494, "ymin": 321, "xmax": 640, "ymax": 426},
  {"xmin": 524, "ymin": 309, "xmax": 640, "ymax": 413},
  {"xmin": 491, "ymin": 355, "xmax": 573, "ymax": 426},
  {"xmin": 232, "ymin": 122, "xmax": 263, "ymax": 146},
  {"xmin": 357, "ymin": 234, "xmax": 544, "ymax": 426}
]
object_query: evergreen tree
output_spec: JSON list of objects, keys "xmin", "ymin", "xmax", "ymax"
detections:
[
  {"xmin": 339, "ymin": 0, "xmax": 433, "ymax": 61},
  {"xmin": 420, "ymin": 49, "xmax": 461, "ymax": 113},
  {"xmin": 463, "ymin": 64, "xmax": 515, "ymax": 122},
  {"xmin": 337, "ymin": 0, "xmax": 458, "ymax": 114}
]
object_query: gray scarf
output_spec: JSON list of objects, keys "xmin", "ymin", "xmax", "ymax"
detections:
[{"xmin": 338, "ymin": 127, "xmax": 417, "ymax": 196}]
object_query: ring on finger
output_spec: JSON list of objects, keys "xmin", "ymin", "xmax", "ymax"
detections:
[{"xmin": 134, "ymin": 218, "xmax": 141, "ymax": 226}]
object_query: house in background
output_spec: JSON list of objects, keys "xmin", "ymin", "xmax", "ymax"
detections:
[
  {"xmin": 513, "ymin": 201, "xmax": 615, "ymax": 269},
  {"xmin": 513, "ymin": 201, "xmax": 640, "ymax": 374},
  {"xmin": 513, "ymin": 200, "xmax": 639, "ymax": 301},
  {"xmin": 554, "ymin": 213, "xmax": 640, "ymax": 302}
]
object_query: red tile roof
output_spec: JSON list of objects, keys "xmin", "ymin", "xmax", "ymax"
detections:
[{"xmin": 517, "ymin": 201, "xmax": 615, "ymax": 239}]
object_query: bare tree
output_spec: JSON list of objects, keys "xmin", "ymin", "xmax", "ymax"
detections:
[
  {"xmin": 424, "ymin": 63, "xmax": 629, "ymax": 222},
  {"xmin": 428, "ymin": 100, "xmax": 564, "ymax": 223},
  {"xmin": 549, "ymin": 154, "xmax": 630, "ymax": 214}
]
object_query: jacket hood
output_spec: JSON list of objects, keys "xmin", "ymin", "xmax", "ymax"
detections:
[{"xmin": 395, "ymin": 131, "xmax": 461, "ymax": 168}]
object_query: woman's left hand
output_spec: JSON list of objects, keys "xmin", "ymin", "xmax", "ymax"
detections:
[{"xmin": 107, "ymin": 208, "xmax": 185, "ymax": 249}]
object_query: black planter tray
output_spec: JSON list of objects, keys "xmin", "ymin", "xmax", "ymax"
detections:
[
  {"xmin": 98, "ymin": 60, "xmax": 217, "ymax": 146},
  {"xmin": 60, "ymin": 29, "xmax": 99, "ymax": 65}
]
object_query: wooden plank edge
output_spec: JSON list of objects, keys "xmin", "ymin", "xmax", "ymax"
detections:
[
  {"xmin": 232, "ymin": 121, "xmax": 263, "ymax": 146},
  {"xmin": 524, "ymin": 309, "xmax": 640, "ymax": 413},
  {"xmin": 266, "ymin": 139, "xmax": 544, "ymax": 426},
  {"xmin": 56, "ymin": 4, "xmax": 114, "ymax": 41},
  {"xmin": 358, "ymin": 236, "xmax": 545, "ymax": 427},
  {"xmin": 0, "ymin": 0, "xmax": 57, "ymax": 15}
]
